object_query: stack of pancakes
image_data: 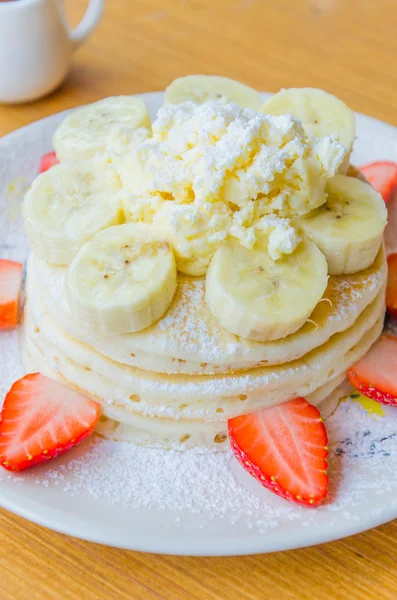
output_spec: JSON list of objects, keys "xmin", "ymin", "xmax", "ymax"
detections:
[{"xmin": 21, "ymin": 244, "xmax": 387, "ymax": 451}]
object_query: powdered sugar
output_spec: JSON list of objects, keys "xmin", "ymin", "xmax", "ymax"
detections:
[
  {"xmin": 327, "ymin": 271, "xmax": 380, "ymax": 321},
  {"xmin": 157, "ymin": 278, "xmax": 227, "ymax": 360},
  {"xmin": 0, "ymin": 330, "xmax": 24, "ymax": 403}
]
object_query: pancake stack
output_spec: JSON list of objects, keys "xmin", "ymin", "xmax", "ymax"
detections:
[
  {"xmin": 20, "ymin": 80, "xmax": 388, "ymax": 451},
  {"xmin": 22, "ymin": 244, "xmax": 386, "ymax": 450}
]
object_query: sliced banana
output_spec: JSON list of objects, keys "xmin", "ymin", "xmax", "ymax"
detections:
[
  {"xmin": 53, "ymin": 96, "xmax": 151, "ymax": 161},
  {"xmin": 164, "ymin": 75, "xmax": 262, "ymax": 111},
  {"xmin": 66, "ymin": 223, "xmax": 177, "ymax": 335},
  {"xmin": 261, "ymin": 88, "xmax": 356, "ymax": 171},
  {"xmin": 346, "ymin": 164, "xmax": 369, "ymax": 184},
  {"xmin": 22, "ymin": 162, "xmax": 122, "ymax": 266},
  {"xmin": 205, "ymin": 238, "xmax": 328, "ymax": 342},
  {"xmin": 298, "ymin": 174, "xmax": 387, "ymax": 275}
]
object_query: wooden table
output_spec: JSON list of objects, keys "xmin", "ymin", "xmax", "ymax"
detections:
[{"xmin": 1, "ymin": 1, "xmax": 397, "ymax": 598}]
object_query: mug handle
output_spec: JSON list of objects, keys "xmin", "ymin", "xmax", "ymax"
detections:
[{"xmin": 70, "ymin": 0, "xmax": 105, "ymax": 50}]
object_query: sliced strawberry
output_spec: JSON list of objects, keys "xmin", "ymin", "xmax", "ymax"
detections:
[
  {"xmin": 0, "ymin": 259, "xmax": 23, "ymax": 329},
  {"xmin": 228, "ymin": 398, "xmax": 328, "ymax": 507},
  {"xmin": 347, "ymin": 336, "xmax": 397, "ymax": 406},
  {"xmin": 386, "ymin": 254, "xmax": 397, "ymax": 316},
  {"xmin": 39, "ymin": 151, "xmax": 59, "ymax": 174},
  {"xmin": 385, "ymin": 190, "xmax": 397, "ymax": 255},
  {"xmin": 359, "ymin": 161, "xmax": 397, "ymax": 202},
  {"xmin": 0, "ymin": 373, "xmax": 100, "ymax": 472}
]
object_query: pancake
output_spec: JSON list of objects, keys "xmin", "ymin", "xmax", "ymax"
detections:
[
  {"xmin": 315, "ymin": 378, "xmax": 352, "ymax": 420},
  {"xmin": 22, "ymin": 317, "xmax": 383, "ymax": 450},
  {"xmin": 22, "ymin": 264, "xmax": 386, "ymax": 409},
  {"xmin": 95, "ymin": 375, "xmax": 352, "ymax": 448},
  {"xmin": 30, "ymin": 246, "xmax": 387, "ymax": 374}
]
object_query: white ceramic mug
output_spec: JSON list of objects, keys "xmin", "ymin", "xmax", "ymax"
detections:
[{"xmin": 0, "ymin": 0, "xmax": 104, "ymax": 103}]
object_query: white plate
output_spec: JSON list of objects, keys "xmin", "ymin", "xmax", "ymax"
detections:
[{"xmin": 1, "ymin": 92, "xmax": 397, "ymax": 556}]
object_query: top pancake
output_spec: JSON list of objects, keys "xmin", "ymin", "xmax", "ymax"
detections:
[{"xmin": 30, "ymin": 245, "xmax": 387, "ymax": 374}]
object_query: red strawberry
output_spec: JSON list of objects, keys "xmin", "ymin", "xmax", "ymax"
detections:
[
  {"xmin": 228, "ymin": 398, "xmax": 328, "ymax": 506},
  {"xmin": 39, "ymin": 151, "xmax": 59, "ymax": 174},
  {"xmin": 0, "ymin": 373, "xmax": 100, "ymax": 472},
  {"xmin": 386, "ymin": 254, "xmax": 397, "ymax": 316},
  {"xmin": 0, "ymin": 259, "xmax": 23, "ymax": 329},
  {"xmin": 359, "ymin": 161, "xmax": 397, "ymax": 202},
  {"xmin": 385, "ymin": 190, "xmax": 397, "ymax": 255},
  {"xmin": 347, "ymin": 336, "xmax": 397, "ymax": 406}
]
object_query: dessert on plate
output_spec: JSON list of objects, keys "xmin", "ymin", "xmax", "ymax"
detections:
[{"xmin": 1, "ymin": 75, "xmax": 397, "ymax": 507}]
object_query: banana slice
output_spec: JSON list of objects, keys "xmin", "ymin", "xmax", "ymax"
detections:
[
  {"xmin": 53, "ymin": 96, "xmax": 151, "ymax": 161},
  {"xmin": 298, "ymin": 174, "xmax": 387, "ymax": 275},
  {"xmin": 164, "ymin": 75, "xmax": 262, "ymax": 111},
  {"xmin": 346, "ymin": 163, "xmax": 369, "ymax": 184},
  {"xmin": 261, "ymin": 88, "xmax": 355, "ymax": 171},
  {"xmin": 66, "ymin": 223, "xmax": 177, "ymax": 335},
  {"xmin": 22, "ymin": 162, "xmax": 122, "ymax": 266},
  {"xmin": 205, "ymin": 238, "xmax": 328, "ymax": 342}
]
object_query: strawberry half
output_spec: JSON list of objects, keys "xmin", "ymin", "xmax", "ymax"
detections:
[
  {"xmin": 228, "ymin": 398, "xmax": 328, "ymax": 507},
  {"xmin": 0, "ymin": 259, "xmax": 23, "ymax": 329},
  {"xmin": 0, "ymin": 373, "xmax": 100, "ymax": 472},
  {"xmin": 347, "ymin": 336, "xmax": 397, "ymax": 406},
  {"xmin": 359, "ymin": 161, "xmax": 397, "ymax": 202},
  {"xmin": 386, "ymin": 254, "xmax": 397, "ymax": 316},
  {"xmin": 39, "ymin": 151, "xmax": 59, "ymax": 174},
  {"xmin": 385, "ymin": 191, "xmax": 397, "ymax": 255}
]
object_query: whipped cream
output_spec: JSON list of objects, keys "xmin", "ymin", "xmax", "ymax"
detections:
[
  {"xmin": 256, "ymin": 216, "xmax": 302, "ymax": 261},
  {"xmin": 119, "ymin": 101, "xmax": 346, "ymax": 274}
]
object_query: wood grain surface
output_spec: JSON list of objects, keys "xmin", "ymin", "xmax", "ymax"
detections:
[{"xmin": 1, "ymin": 1, "xmax": 397, "ymax": 598}]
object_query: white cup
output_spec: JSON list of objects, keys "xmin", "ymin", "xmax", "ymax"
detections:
[{"xmin": 0, "ymin": 0, "xmax": 104, "ymax": 104}]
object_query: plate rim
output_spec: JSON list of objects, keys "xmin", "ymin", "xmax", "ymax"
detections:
[{"xmin": 2, "ymin": 482, "xmax": 397, "ymax": 556}]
